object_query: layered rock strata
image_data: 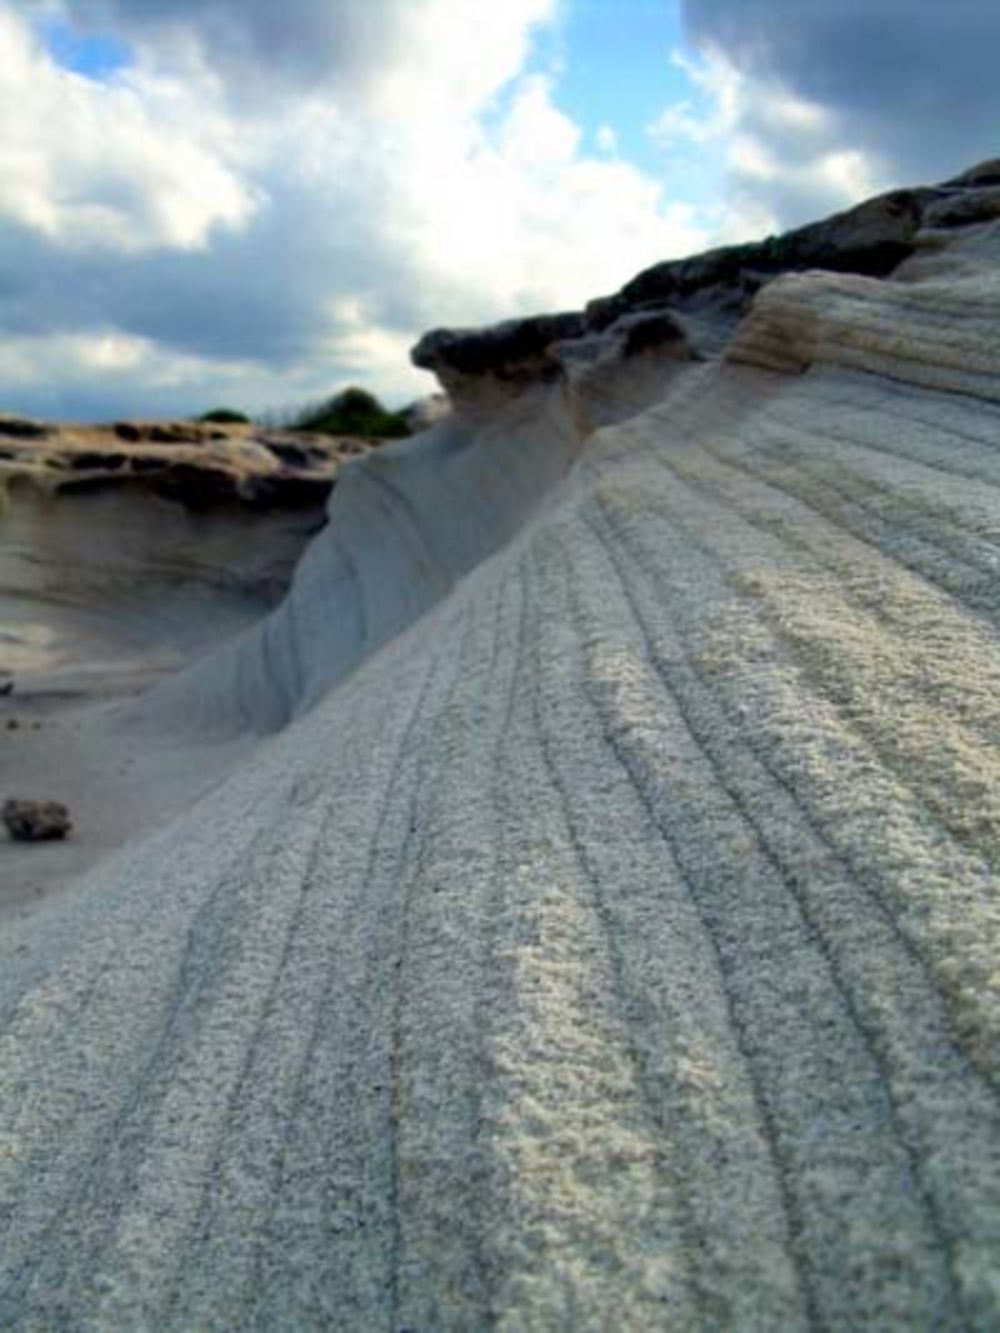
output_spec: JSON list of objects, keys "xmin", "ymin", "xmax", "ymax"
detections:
[
  {"xmin": 0, "ymin": 421, "xmax": 379, "ymax": 692},
  {"xmin": 0, "ymin": 416, "xmax": 376, "ymax": 510}
]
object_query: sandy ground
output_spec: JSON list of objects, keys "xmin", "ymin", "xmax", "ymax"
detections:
[
  {"xmin": 0, "ymin": 484, "xmax": 312, "ymax": 917},
  {"xmin": 0, "ymin": 677, "xmax": 249, "ymax": 922}
]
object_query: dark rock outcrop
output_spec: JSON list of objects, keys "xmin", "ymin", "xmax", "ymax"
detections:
[
  {"xmin": 412, "ymin": 311, "xmax": 586, "ymax": 386},
  {"xmin": 2, "ymin": 798, "xmax": 72, "ymax": 841},
  {"xmin": 410, "ymin": 160, "xmax": 1000, "ymax": 383},
  {"xmin": 605, "ymin": 186, "xmax": 930, "ymax": 318},
  {"xmin": 0, "ymin": 415, "xmax": 49, "ymax": 440},
  {"xmin": 0, "ymin": 419, "xmax": 383, "ymax": 512}
]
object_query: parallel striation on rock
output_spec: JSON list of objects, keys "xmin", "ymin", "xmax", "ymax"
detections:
[{"xmin": 2, "ymin": 163, "xmax": 1000, "ymax": 1330}]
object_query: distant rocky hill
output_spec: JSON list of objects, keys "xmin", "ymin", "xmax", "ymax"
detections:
[{"xmin": 0, "ymin": 414, "xmax": 378, "ymax": 510}]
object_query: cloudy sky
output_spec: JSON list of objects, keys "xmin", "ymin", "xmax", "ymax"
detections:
[{"xmin": 1, "ymin": 0, "xmax": 997, "ymax": 420}]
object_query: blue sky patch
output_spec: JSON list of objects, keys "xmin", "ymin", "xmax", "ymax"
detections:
[
  {"xmin": 546, "ymin": 0, "xmax": 692, "ymax": 171},
  {"xmin": 482, "ymin": 0, "xmax": 727, "ymax": 222},
  {"xmin": 36, "ymin": 17, "xmax": 132, "ymax": 80}
]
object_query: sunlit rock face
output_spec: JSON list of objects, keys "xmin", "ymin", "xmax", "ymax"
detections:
[{"xmin": 3, "ymin": 164, "xmax": 1000, "ymax": 1331}]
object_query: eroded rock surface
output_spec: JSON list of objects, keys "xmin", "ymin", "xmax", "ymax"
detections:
[
  {"xmin": 2, "ymin": 163, "xmax": 1000, "ymax": 1330},
  {"xmin": 0, "ymin": 421, "xmax": 385, "ymax": 695},
  {"xmin": 0, "ymin": 417, "xmax": 379, "ymax": 511}
]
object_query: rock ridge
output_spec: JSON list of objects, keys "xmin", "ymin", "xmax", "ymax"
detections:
[
  {"xmin": 3, "ymin": 160, "xmax": 1000, "ymax": 1329},
  {"xmin": 0, "ymin": 416, "xmax": 378, "ymax": 511},
  {"xmin": 413, "ymin": 159, "xmax": 1000, "ymax": 379}
]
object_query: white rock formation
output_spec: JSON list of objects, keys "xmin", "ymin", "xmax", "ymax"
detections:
[
  {"xmin": 0, "ymin": 418, "xmax": 375, "ymax": 692},
  {"xmin": 2, "ymin": 171, "xmax": 1000, "ymax": 1328}
]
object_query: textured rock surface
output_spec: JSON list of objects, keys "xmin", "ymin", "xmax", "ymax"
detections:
[
  {"xmin": 0, "ymin": 482, "xmax": 328, "ymax": 699},
  {"xmin": 0, "ymin": 420, "xmax": 382, "ymax": 696},
  {"xmin": 0, "ymin": 416, "xmax": 377, "ymax": 510},
  {"xmin": 2, "ymin": 168, "xmax": 1000, "ymax": 1329}
]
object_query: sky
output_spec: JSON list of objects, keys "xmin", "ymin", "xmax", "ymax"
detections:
[{"xmin": 0, "ymin": 0, "xmax": 997, "ymax": 421}]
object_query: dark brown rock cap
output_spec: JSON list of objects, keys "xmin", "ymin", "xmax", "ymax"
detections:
[
  {"xmin": 3, "ymin": 798, "xmax": 73, "ymax": 842},
  {"xmin": 0, "ymin": 420, "xmax": 378, "ymax": 512},
  {"xmin": 409, "ymin": 158, "xmax": 1000, "ymax": 397},
  {"xmin": 412, "ymin": 312, "xmax": 586, "ymax": 383}
]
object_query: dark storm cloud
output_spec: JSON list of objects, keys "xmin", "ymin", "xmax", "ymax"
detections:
[
  {"xmin": 0, "ymin": 213, "xmax": 327, "ymax": 365},
  {"xmin": 0, "ymin": 183, "xmax": 426, "ymax": 373},
  {"xmin": 65, "ymin": 0, "xmax": 412, "ymax": 94},
  {"xmin": 682, "ymin": 0, "xmax": 1000, "ymax": 185}
]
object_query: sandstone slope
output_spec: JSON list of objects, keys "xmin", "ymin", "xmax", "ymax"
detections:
[{"xmin": 2, "ymin": 166, "xmax": 1000, "ymax": 1329}]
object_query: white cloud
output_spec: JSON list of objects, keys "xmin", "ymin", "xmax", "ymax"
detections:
[
  {"xmin": 0, "ymin": 8, "xmax": 257, "ymax": 252},
  {"xmin": 0, "ymin": 0, "xmax": 718, "ymax": 419},
  {"xmin": 648, "ymin": 99, "xmax": 712, "ymax": 150},
  {"xmin": 0, "ymin": 328, "xmax": 222, "ymax": 396},
  {"xmin": 681, "ymin": 0, "xmax": 1000, "ymax": 192},
  {"xmin": 65, "ymin": 0, "xmax": 558, "ymax": 114},
  {"xmin": 0, "ymin": 322, "xmax": 428, "ymax": 422},
  {"xmin": 596, "ymin": 125, "xmax": 618, "ymax": 155},
  {"xmin": 667, "ymin": 0, "xmax": 1000, "ymax": 236},
  {"xmin": 380, "ymin": 71, "xmax": 708, "ymax": 321},
  {"xmin": 498, "ymin": 76, "xmax": 581, "ymax": 168},
  {"xmin": 648, "ymin": 41, "xmax": 891, "ymax": 239}
]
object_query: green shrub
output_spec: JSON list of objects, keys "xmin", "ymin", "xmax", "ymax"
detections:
[
  {"xmin": 198, "ymin": 407, "xmax": 251, "ymax": 424},
  {"xmin": 292, "ymin": 387, "xmax": 409, "ymax": 439}
]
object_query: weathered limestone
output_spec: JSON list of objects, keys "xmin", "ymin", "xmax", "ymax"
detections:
[
  {"xmin": 0, "ymin": 416, "xmax": 376, "ymax": 511},
  {"xmin": 2, "ymin": 165, "xmax": 1000, "ymax": 1329}
]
